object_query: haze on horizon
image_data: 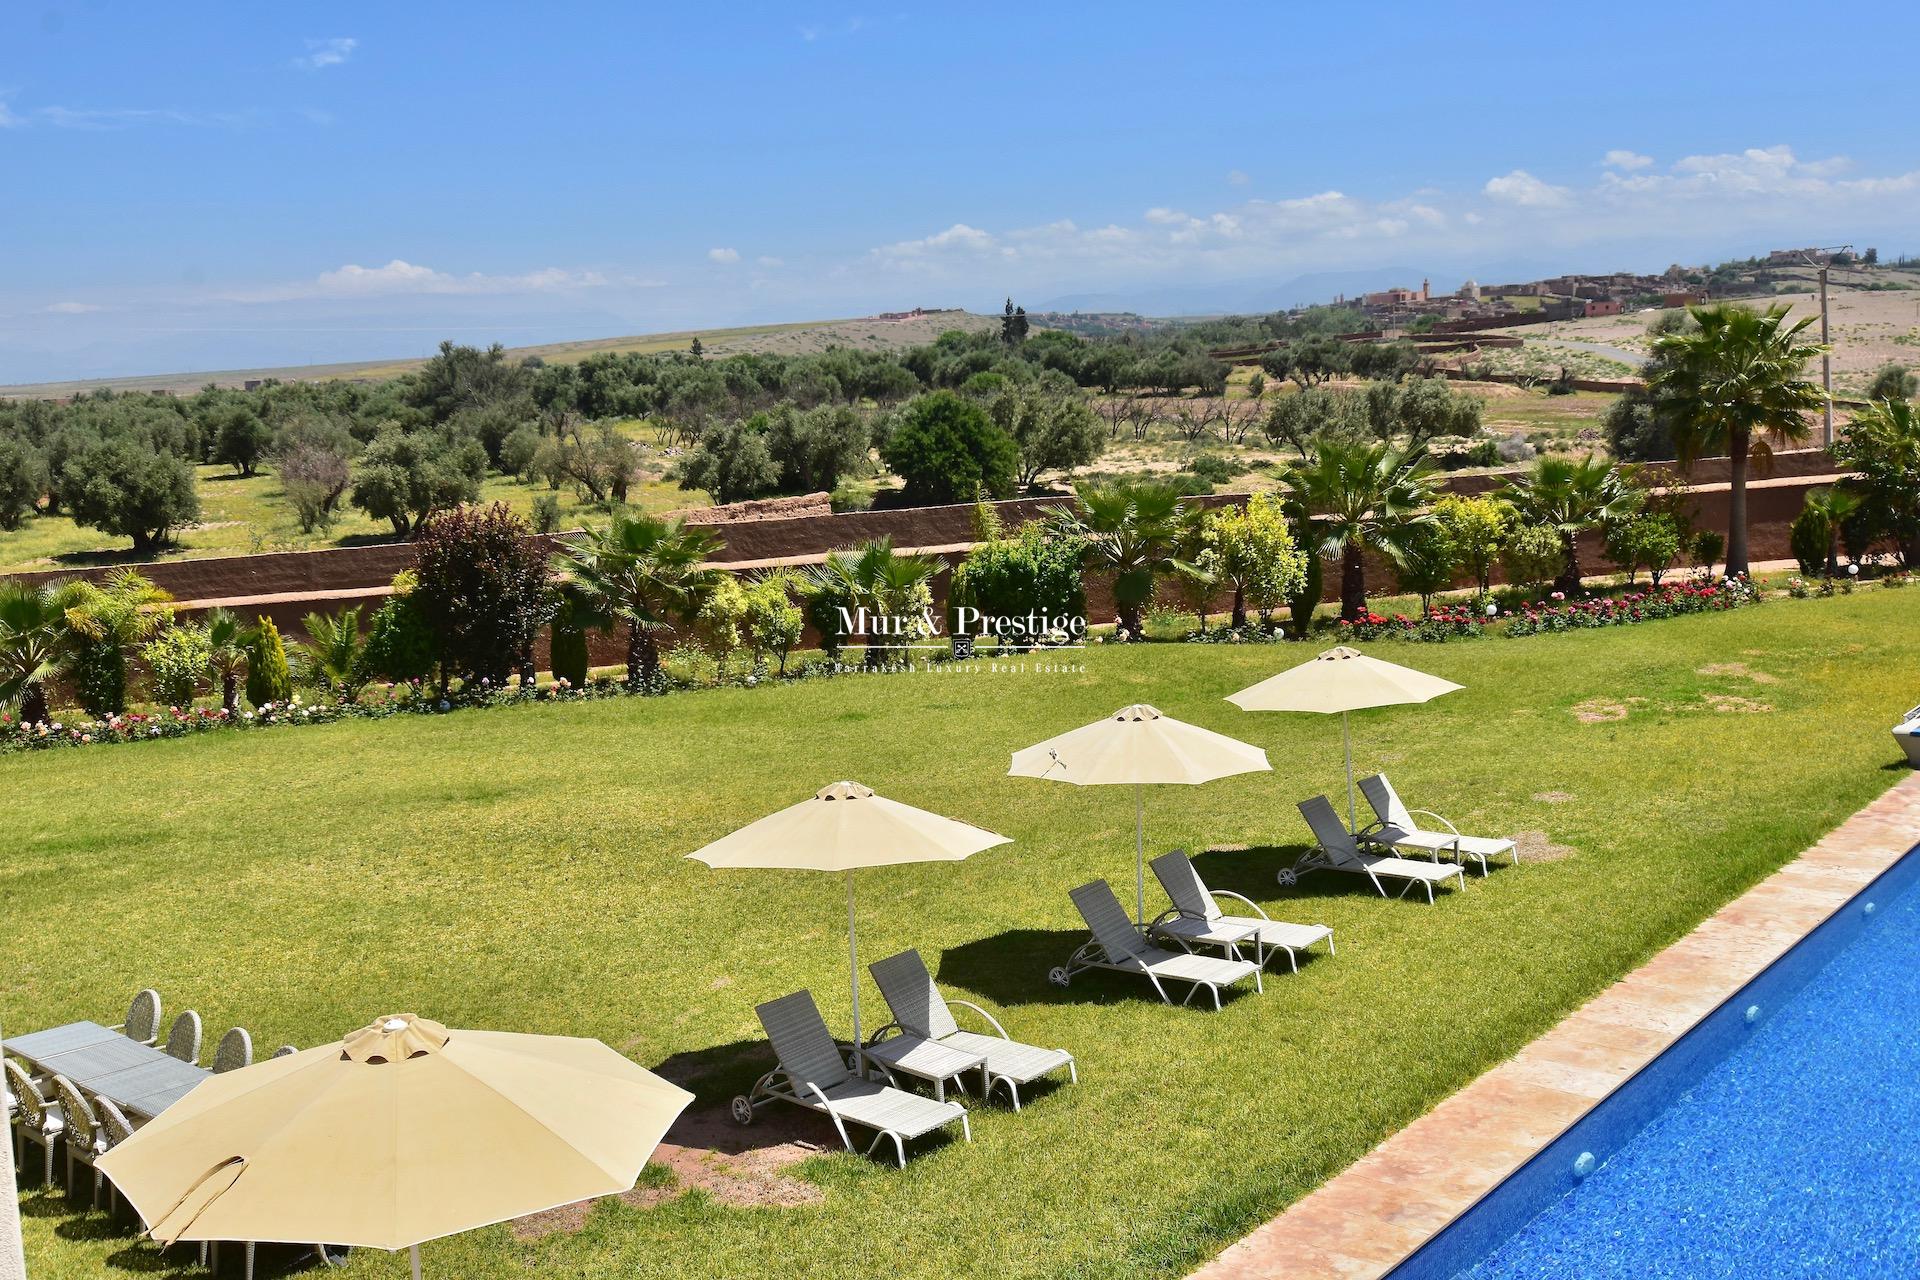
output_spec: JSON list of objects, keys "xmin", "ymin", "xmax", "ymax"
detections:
[{"xmin": 3, "ymin": 0, "xmax": 1916, "ymax": 384}]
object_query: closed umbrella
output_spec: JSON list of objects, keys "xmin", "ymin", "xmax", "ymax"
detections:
[
  {"xmin": 1009, "ymin": 704, "xmax": 1270, "ymax": 922},
  {"xmin": 1226, "ymin": 645, "xmax": 1462, "ymax": 826},
  {"xmin": 686, "ymin": 781, "xmax": 1010, "ymax": 1052},
  {"xmin": 97, "ymin": 1014, "xmax": 693, "ymax": 1279}
]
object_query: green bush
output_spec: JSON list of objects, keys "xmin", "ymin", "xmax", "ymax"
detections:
[
  {"xmin": 675, "ymin": 417, "xmax": 780, "ymax": 505},
  {"xmin": 548, "ymin": 594, "xmax": 592, "ymax": 688},
  {"xmin": 531, "ymin": 493, "xmax": 562, "ymax": 534},
  {"xmin": 1501, "ymin": 524, "xmax": 1564, "ymax": 593},
  {"xmin": 410, "ymin": 503, "xmax": 553, "ymax": 686},
  {"xmin": 71, "ymin": 639, "xmax": 128, "ymax": 720},
  {"xmin": 1603, "ymin": 512, "xmax": 1683, "ymax": 585},
  {"xmin": 742, "ymin": 574, "xmax": 804, "ymax": 674},
  {"xmin": 361, "ymin": 590, "xmax": 437, "ymax": 684},
  {"xmin": 880, "ymin": 391, "xmax": 1019, "ymax": 504},
  {"xmin": 244, "ymin": 617, "xmax": 293, "ymax": 706},
  {"xmin": 949, "ymin": 522, "xmax": 1087, "ymax": 650},
  {"xmin": 141, "ymin": 624, "xmax": 212, "ymax": 707},
  {"xmin": 1790, "ymin": 506, "xmax": 1829, "ymax": 577}
]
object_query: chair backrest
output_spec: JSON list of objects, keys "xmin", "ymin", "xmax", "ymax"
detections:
[
  {"xmin": 165, "ymin": 1010, "xmax": 202, "ymax": 1064},
  {"xmin": 124, "ymin": 989, "xmax": 162, "ymax": 1044},
  {"xmin": 869, "ymin": 949, "xmax": 958, "ymax": 1040},
  {"xmin": 755, "ymin": 991, "xmax": 851, "ymax": 1091},
  {"xmin": 95, "ymin": 1095, "xmax": 136, "ymax": 1147},
  {"xmin": 4, "ymin": 1058, "xmax": 48, "ymax": 1128},
  {"xmin": 1359, "ymin": 774, "xmax": 1415, "ymax": 832},
  {"xmin": 1150, "ymin": 850, "xmax": 1220, "ymax": 923},
  {"xmin": 1069, "ymin": 880, "xmax": 1149, "ymax": 962},
  {"xmin": 271, "ymin": 1045, "xmax": 298, "ymax": 1059},
  {"xmin": 213, "ymin": 1026, "xmax": 253, "ymax": 1074},
  {"xmin": 50, "ymin": 1074, "xmax": 96, "ymax": 1149},
  {"xmin": 1298, "ymin": 796, "xmax": 1363, "ymax": 866}
]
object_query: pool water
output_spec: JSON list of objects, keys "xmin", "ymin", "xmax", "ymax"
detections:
[{"xmin": 1394, "ymin": 848, "xmax": 1920, "ymax": 1280}]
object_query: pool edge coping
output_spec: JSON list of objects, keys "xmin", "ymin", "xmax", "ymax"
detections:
[{"xmin": 1189, "ymin": 770, "xmax": 1920, "ymax": 1280}]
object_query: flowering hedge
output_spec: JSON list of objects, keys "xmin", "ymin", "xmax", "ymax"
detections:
[
  {"xmin": 1502, "ymin": 577, "xmax": 1759, "ymax": 637},
  {"xmin": 1337, "ymin": 603, "xmax": 1484, "ymax": 644}
]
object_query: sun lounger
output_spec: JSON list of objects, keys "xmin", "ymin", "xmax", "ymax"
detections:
[
  {"xmin": 1149, "ymin": 850, "xmax": 1334, "ymax": 972},
  {"xmin": 1288, "ymin": 796, "xmax": 1466, "ymax": 903},
  {"xmin": 869, "ymin": 949, "xmax": 1076, "ymax": 1111},
  {"xmin": 1051, "ymin": 880, "xmax": 1261, "ymax": 1008},
  {"xmin": 1358, "ymin": 774, "xmax": 1518, "ymax": 876},
  {"xmin": 732, "ymin": 990, "xmax": 969, "ymax": 1166}
]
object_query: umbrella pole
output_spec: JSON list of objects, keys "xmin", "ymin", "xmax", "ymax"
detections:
[
  {"xmin": 846, "ymin": 869, "xmax": 863, "ymax": 1065},
  {"xmin": 1134, "ymin": 783, "xmax": 1146, "ymax": 924},
  {"xmin": 410, "ymin": 1244, "xmax": 422, "ymax": 1280},
  {"xmin": 1343, "ymin": 711, "xmax": 1356, "ymax": 830}
]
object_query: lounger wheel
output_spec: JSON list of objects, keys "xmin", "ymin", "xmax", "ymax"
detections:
[
  {"xmin": 1275, "ymin": 867, "xmax": 1298, "ymax": 886},
  {"xmin": 729, "ymin": 1095, "xmax": 755, "ymax": 1126},
  {"xmin": 1048, "ymin": 966, "xmax": 1070, "ymax": 987}
]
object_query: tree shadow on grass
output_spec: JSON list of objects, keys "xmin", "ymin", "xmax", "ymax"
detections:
[
  {"xmin": 1193, "ymin": 843, "xmax": 1448, "ymax": 906},
  {"xmin": 934, "ymin": 928, "xmax": 1087, "ymax": 1009}
]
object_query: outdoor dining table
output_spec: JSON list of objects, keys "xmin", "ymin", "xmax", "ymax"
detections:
[{"xmin": 4, "ymin": 1020, "xmax": 211, "ymax": 1121}]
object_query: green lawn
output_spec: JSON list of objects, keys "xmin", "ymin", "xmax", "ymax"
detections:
[{"xmin": 7, "ymin": 591, "xmax": 1917, "ymax": 1278}]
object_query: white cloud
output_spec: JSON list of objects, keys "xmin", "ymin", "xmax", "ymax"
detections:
[
  {"xmin": 1226, "ymin": 169, "xmax": 1249, "ymax": 186},
  {"xmin": 45, "ymin": 301, "xmax": 103, "ymax": 314},
  {"xmin": 294, "ymin": 38, "xmax": 357, "ymax": 71},
  {"xmin": 1483, "ymin": 169, "xmax": 1571, "ymax": 208},
  {"xmin": 1143, "ymin": 207, "xmax": 1189, "ymax": 225},
  {"xmin": 707, "ymin": 247, "xmax": 741, "ymax": 264},
  {"xmin": 250, "ymin": 259, "xmax": 610, "ymax": 300},
  {"xmin": 32, "ymin": 105, "xmax": 251, "ymax": 130},
  {"xmin": 0, "ymin": 96, "xmax": 19, "ymax": 129},
  {"xmin": 756, "ymin": 255, "xmax": 784, "ymax": 267},
  {"xmin": 871, "ymin": 223, "xmax": 996, "ymax": 261},
  {"xmin": 1603, "ymin": 149, "xmax": 1654, "ymax": 171}
]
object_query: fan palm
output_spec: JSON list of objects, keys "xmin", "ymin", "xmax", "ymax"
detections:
[
  {"xmin": 0, "ymin": 578, "xmax": 86, "ymax": 727},
  {"xmin": 1283, "ymin": 441, "xmax": 1437, "ymax": 621},
  {"xmin": 65, "ymin": 568, "xmax": 172, "ymax": 717},
  {"xmin": 1045, "ymin": 480, "xmax": 1189, "ymax": 639},
  {"xmin": 299, "ymin": 606, "xmax": 369, "ymax": 701},
  {"xmin": 804, "ymin": 538, "xmax": 944, "ymax": 668},
  {"xmin": 203, "ymin": 607, "xmax": 251, "ymax": 713},
  {"xmin": 1502, "ymin": 454, "xmax": 1644, "ymax": 595},
  {"xmin": 551, "ymin": 512, "xmax": 721, "ymax": 686},
  {"xmin": 1799, "ymin": 486, "xmax": 1864, "ymax": 577},
  {"xmin": 1650, "ymin": 303, "xmax": 1827, "ymax": 574}
]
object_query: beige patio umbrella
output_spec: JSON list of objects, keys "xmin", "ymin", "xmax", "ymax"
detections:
[
  {"xmin": 686, "ymin": 781, "xmax": 1011, "ymax": 1051},
  {"xmin": 1226, "ymin": 645, "xmax": 1462, "ymax": 827},
  {"xmin": 96, "ymin": 1014, "xmax": 693, "ymax": 1279},
  {"xmin": 1009, "ymin": 704, "xmax": 1271, "ymax": 923}
]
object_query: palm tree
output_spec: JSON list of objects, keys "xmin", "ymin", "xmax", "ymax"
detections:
[
  {"xmin": 1045, "ymin": 480, "xmax": 1189, "ymax": 640},
  {"xmin": 1799, "ymin": 486, "xmax": 1864, "ymax": 577},
  {"xmin": 0, "ymin": 578, "xmax": 86, "ymax": 727},
  {"xmin": 1650, "ymin": 303, "xmax": 1827, "ymax": 574},
  {"xmin": 804, "ymin": 538, "xmax": 944, "ymax": 667},
  {"xmin": 1832, "ymin": 397, "xmax": 1920, "ymax": 568},
  {"xmin": 1503, "ymin": 455, "xmax": 1644, "ymax": 596},
  {"xmin": 551, "ymin": 512, "xmax": 721, "ymax": 686},
  {"xmin": 65, "ymin": 568, "xmax": 172, "ymax": 717},
  {"xmin": 299, "ymin": 607, "xmax": 369, "ymax": 701},
  {"xmin": 202, "ymin": 608, "xmax": 251, "ymax": 713},
  {"xmin": 1283, "ymin": 441, "xmax": 1437, "ymax": 621}
]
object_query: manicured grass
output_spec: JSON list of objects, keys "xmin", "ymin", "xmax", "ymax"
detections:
[
  {"xmin": 0, "ymin": 424, "xmax": 699, "ymax": 573},
  {"xmin": 7, "ymin": 591, "xmax": 1916, "ymax": 1278}
]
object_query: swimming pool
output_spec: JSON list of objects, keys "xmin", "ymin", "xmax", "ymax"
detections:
[{"xmin": 1390, "ymin": 844, "xmax": 1920, "ymax": 1280}]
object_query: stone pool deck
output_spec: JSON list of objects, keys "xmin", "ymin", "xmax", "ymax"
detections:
[{"xmin": 1193, "ymin": 772, "xmax": 1920, "ymax": 1280}]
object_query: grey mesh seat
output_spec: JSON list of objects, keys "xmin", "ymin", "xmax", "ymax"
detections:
[
  {"xmin": 869, "ymin": 949, "xmax": 1076, "ymax": 1111},
  {"xmin": 1358, "ymin": 774, "xmax": 1519, "ymax": 876},
  {"xmin": 213, "ymin": 1027, "xmax": 253, "ymax": 1074},
  {"xmin": 1149, "ymin": 850, "xmax": 1334, "ymax": 973},
  {"xmin": 731, "ymin": 990, "xmax": 969, "ymax": 1167},
  {"xmin": 1288, "ymin": 796, "xmax": 1466, "ymax": 903},
  {"xmin": 4, "ymin": 1058, "xmax": 63, "ymax": 1184},
  {"xmin": 1053, "ymin": 880, "xmax": 1260, "ymax": 1009},
  {"xmin": 112, "ymin": 989, "xmax": 163, "ymax": 1046},
  {"xmin": 165, "ymin": 1010, "xmax": 203, "ymax": 1064}
]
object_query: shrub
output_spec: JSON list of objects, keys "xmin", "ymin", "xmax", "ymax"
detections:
[
  {"xmin": 881, "ymin": 390, "xmax": 1019, "ymax": 504},
  {"xmin": 763, "ymin": 402, "xmax": 871, "ymax": 495},
  {"xmin": 1691, "ymin": 528, "xmax": 1726, "ymax": 575},
  {"xmin": 1392, "ymin": 522, "xmax": 1460, "ymax": 611},
  {"xmin": 65, "ymin": 569, "xmax": 171, "ymax": 717},
  {"xmin": 742, "ymin": 573, "xmax": 804, "ymax": 674},
  {"xmin": 949, "ymin": 521, "xmax": 1088, "ymax": 650},
  {"xmin": 695, "ymin": 574, "xmax": 749, "ymax": 662},
  {"xmin": 61, "ymin": 436, "xmax": 199, "ymax": 553},
  {"xmin": 1200, "ymin": 493, "xmax": 1306, "ymax": 628},
  {"xmin": 1434, "ymin": 494, "xmax": 1510, "ymax": 597},
  {"xmin": 676, "ymin": 417, "xmax": 781, "ymax": 505},
  {"xmin": 244, "ymin": 616, "xmax": 293, "ymax": 706},
  {"xmin": 1501, "ymin": 524, "xmax": 1564, "ymax": 594},
  {"xmin": 0, "ymin": 437, "xmax": 48, "ymax": 530},
  {"xmin": 1866, "ymin": 363, "xmax": 1916, "ymax": 403},
  {"xmin": 531, "ymin": 493, "xmax": 562, "ymax": 534},
  {"xmin": 141, "ymin": 624, "xmax": 212, "ymax": 707},
  {"xmin": 547, "ymin": 593, "xmax": 593, "ymax": 688},
  {"xmin": 360, "ymin": 584, "xmax": 436, "ymax": 684},
  {"xmin": 500, "ymin": 424, "xmax": 543, "ymax": 480},
  {"xmin": 1789, "ymin": 506, "xmax": 1829, "ymax": 577},
  {"xmin": 411, "ymin": 503, "xmax": 554, "ymax": 687},
  {"xmin": 1603, "ymin": 512, "xmax": 1683, "ymax": 585},
  {"xmin": 299, "ymin": 607, "xmax": 370, "ymax": 699},
  {"xmin": 1185, "ymin": 453, "xmax": 1243, "ymax": 486}
]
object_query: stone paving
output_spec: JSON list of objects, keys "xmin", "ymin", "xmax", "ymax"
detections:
[{"xmin": 1192, "ymin": 773, "xmax": 1920, "ymax": 1280}]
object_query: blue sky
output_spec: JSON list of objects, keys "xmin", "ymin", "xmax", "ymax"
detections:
[{"xmin": 4, "ymin": 1, "xmax": 1915, "ymax": 382}]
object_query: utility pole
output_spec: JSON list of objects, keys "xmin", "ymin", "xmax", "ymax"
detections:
[{"xmin": 1800, "ymin": 245, "xmax": 1852, "ymax": 448}]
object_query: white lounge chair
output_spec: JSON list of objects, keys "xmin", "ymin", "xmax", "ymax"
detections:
[
  {"xmin": 1051, "ymin": 880, "xmax": 1261, "ymax": 1008},
  {"xmin": 1149, "ymin": 850, "xmax": 1334, "ymax": 973},
  {"xmin": 1358, "ymin": 774, "xmax": 1518, "ymax": 876},
  {"xmin": 732, "ymin": 990, "xmax": 970, "ymax": 1167},
  {"xmin": 869, "ymin": 949, "xmax": 1076, "ymax": 1111},
  {"xmin": 1288, "ymin": 796, "xmax": 1466, "ymax": 903}
]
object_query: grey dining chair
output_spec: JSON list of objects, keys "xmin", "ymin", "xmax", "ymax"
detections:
[
  {"xmin": 213, "ymin": 1027, "xmax": 253, "ymax": 1074},
  {"xmin": 94, "ymin": 1095, "xmax": 136, "ymax": 1217},
  {"xmin": 4, "ymin": 1057, "xmax": 63, "ymax": 1184},
  {"xmin": 165, "ymin": 1010, "xmax": 202, "ymax": 1064},
  {"xmin": 271, "ymin": 1045, "xmax": 298, "ymax": 1059},
  {"xmin": 113, "ymin": 989, "xmax": 163, "ymax": 1046},
  {"xmin": 49, "ymin": 1074, "xmax": 109, "ymax": 1207}
]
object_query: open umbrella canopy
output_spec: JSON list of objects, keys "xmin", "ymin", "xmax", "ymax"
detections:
[
  {"xmin": 1224, "ymin": 645, "xmax": 1463, "ymax": 715},
  {"xmin": 687, "ymin": 782, "xmax": 1011, "ymax": 1048},
  {"xmin": 686, "ymin": 780, "xmax": 1010, "ymax": 871},
  {"xmin": 1009, "ymin": 704, "xmax": 1270, "ymax": 921},
  {"xmin": 96, "ymin": 1014, "xmax": 692, "ymax": 1260},
  {"xmin": 1226, "ymin": 646, "xmax": 1462, "ymax": 826}
]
